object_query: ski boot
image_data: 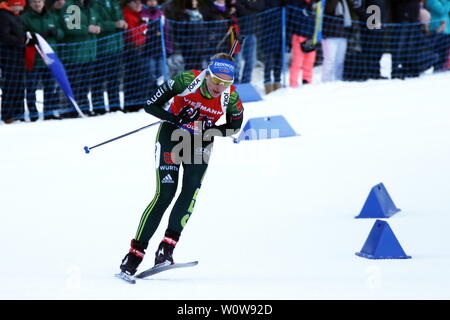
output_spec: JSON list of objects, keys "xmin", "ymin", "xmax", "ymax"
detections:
[
  {"xmin": 116, "ymin": 239, "xmax": 148, "ymax": 283},
  {"xmin": 154, "ymin": 234, "xmax": 178, "ymax": 267}
]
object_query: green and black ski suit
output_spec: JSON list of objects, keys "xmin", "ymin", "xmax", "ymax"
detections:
[{"xmin": 134, "ymin": 70, "xmax": 244, "ymax": 243}]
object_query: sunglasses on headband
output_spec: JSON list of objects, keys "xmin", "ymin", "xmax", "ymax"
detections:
[{"xmin": 207, "ymin": 67, "xmax": 234, "ymax": 87}]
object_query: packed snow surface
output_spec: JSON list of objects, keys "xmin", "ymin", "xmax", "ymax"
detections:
[{"xmin": 1, "ymin": 72, "xmax": 450, "ymax": 299}]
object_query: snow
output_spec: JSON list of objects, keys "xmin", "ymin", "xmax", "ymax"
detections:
[{"xmin": 1, "ymin": 71, "xmax": 450, "ymax": 299}]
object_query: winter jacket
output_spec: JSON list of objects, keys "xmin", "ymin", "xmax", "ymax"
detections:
[
  {"xmin": 198, "ymin": 0, "xmax": 234, "ymax": 50},
  {"xmin": 199, "ymin": 0, "xmax": 234, "ymax": 21},
  {"xmin": 261, "ymin": 0, "xmax": 285, "ymax": 52},
  {"xmin": 95, "ymin": 0, "xmax": 124, "ymax": 56},
  {"xmin": 122, "ymin": 6, "xmax": 147, "ymax": 47},
  {"xmin": 235, "ymin": 0, "xmax": 265, "ymax": 34},
  {"xmin": 20, "ymin": 7, "xmax": 65, "ymax": 67},
  {"xmin": 264, "ymin": 0, "xmax": 288, "ymax": 9},
  {"xmin": 426, "ymin": 0, "xmax": 450, "ymax": 34},
  {"xmin": 0, "ymin": 3, "xmax": 25, "ymax": 65},
  {"xmin": 162, "ymin": 1, "xmax": 203, "ymax": 53},
  {"xmin": 59, "ymin": 0, "xmax": 103, "ymax": 63},
  {"xmin": 322, "ymin": 0, "xmax": 353, "ymax": 39},
  {"xmin": 0, "ymin": 3, "xmax": 25, "ymax": 47},
  {"xmin": 235, "ymin": 0, "xmax": 265, "ymax": 17},
  {"xmin": 287, "ymin": 0, "xmax": 315, "ymax": 38},
  {"xmin": 141, "ymin": 5, "xmax": 174, "ymax": 55},
  {"xmin": 391, "ymin": 0, "xmax": 420, "ymax": 23}
]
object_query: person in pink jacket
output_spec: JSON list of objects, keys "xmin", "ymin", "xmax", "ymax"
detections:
[{"xmin": 289, "ymin": 0, "xmax": 317, "ymax": 87}]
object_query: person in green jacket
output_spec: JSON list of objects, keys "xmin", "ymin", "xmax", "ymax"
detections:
[
  {"xmin": 21, "ymin": 0, "xmax": 65, "ymax": 121},
  {"xmin": 90, "ymin": 0, "xmax": 127, "ymax": 114},
  {"xmin": 58, "ymin": 0, "xmax": 102, "ymax": 117}
]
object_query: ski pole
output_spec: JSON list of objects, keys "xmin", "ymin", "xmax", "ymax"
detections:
[
  {"xmin": 229, "ymin": 34, "xmax": 246, "ymax": 57},
  {"xmin": 84, "ymin": 120, "xmax": 161, "ymax": 154}
]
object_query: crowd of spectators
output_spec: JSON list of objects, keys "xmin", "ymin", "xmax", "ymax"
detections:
[
  {"xmin": 1, "ymin": 0, "xmax": 450, "ymax": 124},
  {"xmin": 288, "ymin": 0, "xmax": 450, "ymax": 85}
]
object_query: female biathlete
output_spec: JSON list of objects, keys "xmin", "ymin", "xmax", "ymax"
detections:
[{"xmin": 117, "ymin": 52, "xmax": 244, "ymax": 280}]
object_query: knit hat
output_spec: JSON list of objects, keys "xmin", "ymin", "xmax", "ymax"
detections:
[{"xmin": 8, "ymin": 0, "xmax": 26, "ymax": 6}]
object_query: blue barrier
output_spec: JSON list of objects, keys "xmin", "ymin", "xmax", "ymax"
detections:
[
  {"xmin": 1, "ymin": 6, "xmax": 448, "ymax": 124},
  {"xmin": 356, "ymin": 219, "xmax": 411, "ymax": 259},
  {"xmin": 234, "ymin": 115, "xmax": 298, "ymax": 143},
  {"xmin": 234, "ymin": 83, "xmax": 262, "ymax": 103},
  {"xmin": 355, "ymin": 183, "xmax": 401, "ymax": 219}
]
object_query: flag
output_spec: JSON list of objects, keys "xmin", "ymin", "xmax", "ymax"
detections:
[
  {"xmin": 24, "ymin": 45, "xmax": 36, "ymax": 71},
  {"xmin": 33, "ymin": 33, "xmax": 84, "ymax": 117}
]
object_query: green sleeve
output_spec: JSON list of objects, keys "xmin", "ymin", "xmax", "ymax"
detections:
[
  {"xmin": 144, "ymin": 72, "xmax": 244, "ymax": 135},
  {"xmin": 51, "ymin": 13, "xmax": 65, "ymax": 41},
  {"xmin": 143, "ymin": 71, "xmax": 195, "ymax": 122},
  {"xmin": 20, "ymin": 12, "xmax": 32, "ymax": 31},
  {"xmin": 213, "ymin": 90, "xmax": 244, "ymax": 136},
  {"xmin": 96, "ymin": 4, "xmax": 117, "ymax": 33}
]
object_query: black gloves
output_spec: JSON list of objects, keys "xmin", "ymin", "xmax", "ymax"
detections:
[
  {"xmin": 200, "ymin": 118, "xmax": 213, "ymax": 131},
  {"xmin": 174, "ymin": 106, "xmax": 200, "ymax": 125},
  {"xmin": 300, "ymin": 39, "xmax": 316, "ymax": 53},
  {"xmin": 45, "ymin": 28, "xmax": 57, "ymax": 38},
  {"xmin": 172, "ymin": 108, "xmax": 220, "ymax": 141}
]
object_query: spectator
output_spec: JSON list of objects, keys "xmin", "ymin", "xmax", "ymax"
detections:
[
  {"xmin": 122, "ymin": 0, "xmax": 149, "ymax": 112},
  {"xmin": 91, "ymin": 0, "xmax": 127, "ymax": 115},
  {"xmin": 321, "ymin": 0, "xmax": 353, "ymax": 82},
  {"xmin": 261, "ymin": 0, "xmax": 285, "ymax": 94},
  {"xmin": 288, "ymin": 0, "xmax": 317, "ymax": 87},
  {"xmin": 235, "ymin": 0, "xmax": 264, "ymax": 84},
  {"xmin": 141, "ymin": 0, "xmax": 166, "ymax": 91},
  {"xmin": 414, "ymin": 1, "xmax": 440, "ymax": 73},
  {"xmin": 21, "ymin": 0, "xmax": 64, "ymax": 121},
  {"xmin": 425, "ymin": 0, "xmax": 450, "ymax": 71},
  {"xmin": 47, "ymin": 0, "xmax": 66, "ymax": 117},
  {"xmin": 59, "ymin": 0, "xmax": 102, "ymax": 118},
  {"xmin": 49, "ymin": 0, "xmax": 65, "ymax": 11},
  {"xmin": 199, "ymin": 0, "xmax": 235, "ymax": 21},
  {"xmin": 390, "ymin": 0, "xmax": 421, "ymax": 78},
  {"xmin": 350, "ymin": 0, "xmax": 388, "ymax": 80},
  {"xmin": 0, "ymin": 0, "xmax": 26, "ymax": 124},
  {"xmin": 419, "ymin": 0, "xmax": 431, "ymax": 32},
  {"xmin": 164, "ymin": 0, "xmax": 207, "ymax": 71},
  {"xmin": 198, "ymin": 0, "xmax": 236, "ymax": 58}
]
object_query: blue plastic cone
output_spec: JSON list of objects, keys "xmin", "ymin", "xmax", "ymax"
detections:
[
  {"xmin": 355, "ymin": 183, "xmax": 400, "ymax": 219},
  {"xmin": 356, "ymin": 219, "xmax": 411, "ymax": 259},
  {"xmin": 235, "ymin": 115, "xmax": 299, "ymax": 143},
  {"xmin": 234, "ymin": 83, "xmax": 263, "ymax": 103}
]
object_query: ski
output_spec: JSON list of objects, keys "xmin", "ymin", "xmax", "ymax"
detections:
[
  {"xmin": 115, "ymin": 271, "xmax": 136, "ymax": 284},
  {"xmin": 135, "ymin": 261, "xmax": 198, "ymax": 279}
]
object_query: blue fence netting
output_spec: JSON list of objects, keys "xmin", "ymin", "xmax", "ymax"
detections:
[{"xmin": 1, "ymin": 5, "xmax": 449, "ymax": 124}]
